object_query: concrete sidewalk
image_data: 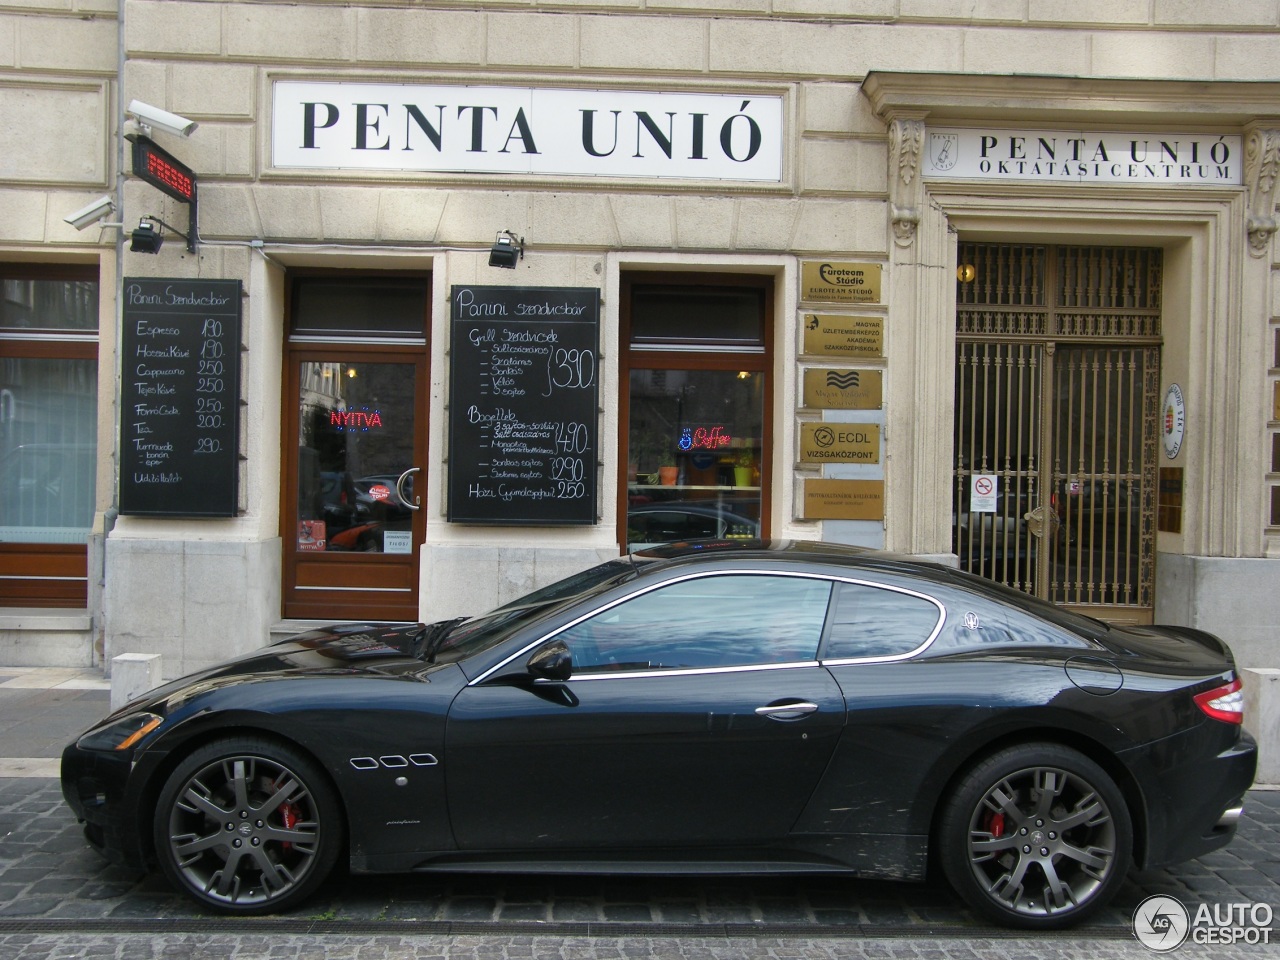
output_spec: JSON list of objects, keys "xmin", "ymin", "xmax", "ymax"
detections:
[{"xmin": 0, "ymin": 667, "xmax": 111, "ymax": 777}]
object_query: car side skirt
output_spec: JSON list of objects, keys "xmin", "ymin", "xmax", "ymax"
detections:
[{"xmin": 352, "ymin": 834, "xmax": 929, "ymax": 882}]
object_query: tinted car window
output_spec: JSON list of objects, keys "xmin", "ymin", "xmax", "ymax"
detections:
[
  {"xmin": 925, "ymin": 585, "xmax": 1092, "ymax": 654},
  {"xmin": 822, "ymin": 582, "xmax": 942, "ymax": 660},
  {"xmin": 560, "ymin": 574, "xmax": 832, "ymax": 673}
]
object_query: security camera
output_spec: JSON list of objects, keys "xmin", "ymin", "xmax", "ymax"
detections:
[
  {"xmin": 126, "ymin": 100, "xmax": 197, "ymax": 138},
  {"xmin": 63, "ymin": 195, "xmax": 117, "ymax": 230}
]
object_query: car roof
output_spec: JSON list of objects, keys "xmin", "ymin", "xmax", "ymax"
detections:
[{"xmin": 632, "ymin": 538, "xmax": 931, "ymax": 576}]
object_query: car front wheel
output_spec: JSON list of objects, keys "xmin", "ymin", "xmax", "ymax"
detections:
[
  {"xmin": 153, "ymin": 737, "xmax": 343, "ymax": 914},
  {"xmin": 938, "ymin": 743, "xmax": 1132, "ymax": 929}
]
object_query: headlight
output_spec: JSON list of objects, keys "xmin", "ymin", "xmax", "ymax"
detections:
[{"xmin": 77, "ymin": 712, "xmax": 164, "ymax": 752}]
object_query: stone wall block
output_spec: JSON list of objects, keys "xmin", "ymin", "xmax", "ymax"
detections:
[
  {"xmin": 673, "ymin": 196, "xmax": 735, "ymax": 248},
  {"xmin": 252, "ymin": 184, "xmax": 323, "ymax": 240},
  {"xmin": 899, "ymin": 0, "xmax": 1025, "ymax": 21},
  {"xmin": 802, "ymin": 83, "xmax": 882, "ymax": 137},
  {"xmin": 791, "ymin": 197, "xmax": 887, "ymax": 256},
  {"xmin": 169, "ymin": 63, "xmax": 256, "ymax": 118},
  {"xmin": 1243, "ymin": 668, "xmax": 1280, "ymax": 785},
  {"xmin": 435, "ymin": 191, "xmax": 530, "ymax": 246},
  {"xmin": 21, "ymin": 14, "xmax": 116, "ymax": 72},
  {"xmin": 125, "ymin": 0, "xmax": 221, "ymax": 57},
  {"xmin": 0, "ymin": 15, "xmax": 17, "ymax": 68},
  {"xmin": 1091, "ymin": 33, "xmax": 1217, "ymax": 80},
  {"xmin": 1215, "ymin": 36, "xmax": 1280, "ymax": 82},
  {"xmin": 318, "ymin": 187, "xmax": 383, "ymax": 243},
  {"xmin": 0, "ymin": 85, "xmax": 106, "ymax": 184},
  {"xmin": 1027, "ymin": 0, "xmax": 1148, "ymax": 25},
  {"xmin": 734, "ymin": 197, "xmax": 799, "ymax": 251},
  {"xmin": 580, "ymin": 15, "xmax": 706, "ymax": 72},
  {"xmin": 800, "ymin": 139, "xmax": 887, "ymax": 195},
  {"xmin": 774, "ymin": 0, "xmax": 896, "ymax": 16},
  {"xmin": 610, "ymin": 194, "xmax": 674, "ymax": 248},
  {"xmin": 225, "ymin": 4, "xmax": 354, "ymax": 63},
  {"xmin": 1155, "ymin": 0, "xmax": 1280, "ymax": 27},
  {"xmin": 377, "ymin": 188, "xmax": 449, "ymax": 243},
  {"xmin": 356, "ymin": 8, "xmax": 483, "ymax": 67},
  {"xmin": 961, "ymin": 28, "xmax": 1091, "ymax": 76},
  {"xmin": 528, "ymin": 192, "xmax": 618, "ymax": 248},
  {"xmin": 488, "ymin": 12, "xmax": 578, "ymax": 68},
  {"xmin": 710, "ymin": 21, "xmax": 963, "ymax": 77}
]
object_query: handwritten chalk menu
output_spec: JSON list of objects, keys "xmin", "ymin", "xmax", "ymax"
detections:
[
  {"xmin": 119, "ymin": 278, "xmax": 242, "ymax": 517},
  {"xmin": 448, "ymin": 286, "xmax": 599, "ymax": 525}
]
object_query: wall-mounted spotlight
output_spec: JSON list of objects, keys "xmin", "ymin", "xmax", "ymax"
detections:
[
  {"xmin": 129, "ymin": 219, "xmax": 164, "ymax": 254},
  {"xmin": 488, "ymin": 230, "xmax": 524, "ymax": 269},
  {"xmin": 129, "ymin": 216, "xmax": 191, "ymax": 255},
  {"xmin": 63, "ymin": 195, "xmax": 119, "ymax": 230},
  {"xmin": 126, "ymin": 100, "xmax": 198, "ymax": 139}
]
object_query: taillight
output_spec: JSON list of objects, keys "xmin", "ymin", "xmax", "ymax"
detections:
[{"xmin": 1194, "ymin": 678, "xmax": 1244, "ymax": 724}]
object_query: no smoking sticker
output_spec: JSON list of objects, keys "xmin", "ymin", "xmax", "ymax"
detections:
[{"xmin": 970, "ymin": 474, "xmax": 998, "ymax": 513}]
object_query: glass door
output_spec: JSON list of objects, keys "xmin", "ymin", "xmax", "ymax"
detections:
[{"xmin": 283, "ymin": 351, "xmax": 426, "ymax": 621}]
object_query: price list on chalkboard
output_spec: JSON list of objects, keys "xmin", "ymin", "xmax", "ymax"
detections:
[
  {"xmin": 448, "ymin": 286, "xmax": 599, "ymax": 525},
  {"xmin": 119, "ymin": 278, "xmax": 242, "ymax": 517}
]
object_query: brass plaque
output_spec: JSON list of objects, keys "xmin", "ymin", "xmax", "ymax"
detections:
[
  {"xmin": 801, "ymin": 261, "xmax": 882, "ymax": 304},
  {"xmin": 802, "ymin": 314, "xmax": 883, "ymax": 358},
  {"xmin": 799, "ymin": 422, "xmax": 880, "ymax": 464},
  {"xmin": 803, "ymin": 479, "xmax": 885, "ymax": 520},
  {"xmin": 802, "ymin": 368, "xmax": 883, "ymax": 409},
  {"xmin": 1158, "ymin": 467, "xmax": 1183, "ymax": 534}
]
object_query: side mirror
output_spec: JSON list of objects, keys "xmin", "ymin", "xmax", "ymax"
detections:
[{"xmin": 527, "ymin": 640, "xmax": 572, "ymax": 682}]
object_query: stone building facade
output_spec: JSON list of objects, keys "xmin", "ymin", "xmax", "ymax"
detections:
[{"xmin": 2, "ymin": 1, "xmax": 1278, "ymax": 774}]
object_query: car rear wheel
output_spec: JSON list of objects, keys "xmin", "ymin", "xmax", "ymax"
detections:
[
  {"xmin": 938, "ymin": 743, "xmax": 1132, "ymax": 929},
  {"xmin": 153, "ymin": 737, "xmax": 342, "ymax": 914}
]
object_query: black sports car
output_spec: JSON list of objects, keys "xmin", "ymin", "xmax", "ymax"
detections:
[{"xmin": 61, "ymin": 540, "xmax": 1256, "ymax": 928}]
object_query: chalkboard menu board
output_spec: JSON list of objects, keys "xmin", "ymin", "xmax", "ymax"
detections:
[
  {"xmin": 119, "ymin": 278, "xmax": 242, "ymax": 517},
  {"xmin": 448, "ymin": 285, "xmax": 599, "ymax": 525}
]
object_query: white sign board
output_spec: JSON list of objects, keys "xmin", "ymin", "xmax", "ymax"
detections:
[
  {"xmin": 925, "ymin": 127, "xmax": 1241, "ymax": 186},
  {"xmin": 273, "ymin": 81, "xmax": 783, "ymax": 182},
  {"xmin": 382, "ymin": 530, "xmax": 413, "ymax": 556},
  {"xmin": 970, "ymin": 474, "xmax": 999, "ymax": 514}
]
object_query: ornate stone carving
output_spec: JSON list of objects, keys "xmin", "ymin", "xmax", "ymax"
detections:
[
  {"xmin": 1244, "ymin": 128, "xmax": 1280, "ymax": 258},
  {"xmin": 889, "ymin": 118, "xmax": 925, "ymax": 247}
]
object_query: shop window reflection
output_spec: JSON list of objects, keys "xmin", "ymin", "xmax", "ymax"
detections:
[{"xmin": 626, "ymin": 368, "xmax": 763, "ymax": 551}]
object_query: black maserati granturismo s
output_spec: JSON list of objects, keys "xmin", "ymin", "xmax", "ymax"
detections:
[{"xmin": 62, "ymin": 540, "xmax": 1256, "ymax": 928}]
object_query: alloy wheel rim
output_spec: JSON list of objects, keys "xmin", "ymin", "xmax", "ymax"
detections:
[
  {"xmin": 166, "ymin": 754, "xmax": 321, "ymax": 907},
  {"xmin": 965, "ymin": 764, "xmax": 1117, "ymax": 918}
]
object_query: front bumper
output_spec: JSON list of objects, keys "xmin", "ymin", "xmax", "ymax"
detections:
[{"xmin": 60, "ymin": 739, "xmax": 151, "ymax": 870}]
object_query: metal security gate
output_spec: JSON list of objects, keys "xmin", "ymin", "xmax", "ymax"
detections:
[{"xmin": 953, "ymin": 244, "xmax": 1161, "ymax": 623}]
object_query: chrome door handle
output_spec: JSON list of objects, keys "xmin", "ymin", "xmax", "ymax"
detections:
[
  {"xmin": 755, "ymin": 701, "xmax": 819, "ymax": 721},
  {"xmin": 395, "ymin": 467, "xmax": 421, "ymax": 511}
]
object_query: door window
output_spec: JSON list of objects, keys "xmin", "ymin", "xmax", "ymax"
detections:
[
  {"xmin": 296, "ymin": 361, "xmax": 417, "ymax": 555},
  {"xmin": 621, "ymin": 276, "xmax": 771, "ymax": 552},
  {"xmin": 557, "ymin": 573, "xmax": 832, "ymax": 672}
]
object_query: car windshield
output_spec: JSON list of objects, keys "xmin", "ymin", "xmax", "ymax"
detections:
[{"xmin": 424, "ymin": 557, "xmax": 646, "ymax": 664}]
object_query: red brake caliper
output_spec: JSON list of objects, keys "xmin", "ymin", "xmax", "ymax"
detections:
[
  {"xmin": 987, "ymin": 811, "xmax": 1006, "ymax": 838},
  {"xmin": 280, "ymin": 802, "xmax": 299, "ymax": 851}
]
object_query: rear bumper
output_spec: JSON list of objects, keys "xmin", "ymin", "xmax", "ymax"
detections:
[{"xmin": 1126, "ymin": 727, "xmax": 1257, "ymax": 870}]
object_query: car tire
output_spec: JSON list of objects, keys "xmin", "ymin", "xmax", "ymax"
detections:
[
  {"xmin": 153, "ymin": 736, "xmax": 343, "ymax": 914},
  {"xmin": 938, "ymin": 742, "xmax": 1132, "ymax": 929}
]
